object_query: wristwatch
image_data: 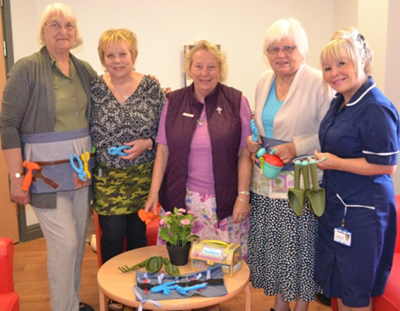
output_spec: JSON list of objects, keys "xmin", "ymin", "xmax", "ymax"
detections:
[
  {"xmin": 147, "ymin": 137, "xmax": 155, "ymax": 151},
  {"xmin": 238, "ymin": 191, "xmax": 250, "ymax": 196}
]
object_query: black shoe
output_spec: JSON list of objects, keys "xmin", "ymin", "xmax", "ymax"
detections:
[
  {"xmin": 79, "ymin": 302, "xmax": 95, "ymax": 311},
  {"xmin": 316, "ymin": 293, "xmax": 331, "ymax": 306}
]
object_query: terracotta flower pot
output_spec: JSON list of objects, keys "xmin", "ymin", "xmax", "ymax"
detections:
[{"xmin": 166, "ymin": 242, "xmax": 191, "ymax": 266}]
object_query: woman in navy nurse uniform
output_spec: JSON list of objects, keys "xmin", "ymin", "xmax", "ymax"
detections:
[{"xmin": 314, "ymin": 27, "xmax": 399, "ymax": 311}]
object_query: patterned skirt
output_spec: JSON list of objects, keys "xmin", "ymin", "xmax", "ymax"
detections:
[
  {"xmin": 157, "ymin": 189, "xmax": 250, "ymax": 261},
  {"xmin": 247, "ymin": 193, "xmax": 321, "ymax": 302}
]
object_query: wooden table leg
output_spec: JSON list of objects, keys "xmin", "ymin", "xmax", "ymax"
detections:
[
  {"xmin": 245, "ymin": 283, "xmax": 251, "ymax": 311},
  {"xmin": 99, "ymin": 288, "xmax": 107, "ymax": 311}
]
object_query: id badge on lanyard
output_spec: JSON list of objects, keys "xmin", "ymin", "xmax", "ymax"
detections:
[{"xmin": 334, "ymin": 195, "xmax": 352, "ymax": 247}]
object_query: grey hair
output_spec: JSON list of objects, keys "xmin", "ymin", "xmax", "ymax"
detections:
[
  {"xmin": 263, "ymin": 18, "xmax": 308, "ymax": 59},
  {"xmin": 37, "ymin": 3, "xmax": 83, "ymax": 48}
]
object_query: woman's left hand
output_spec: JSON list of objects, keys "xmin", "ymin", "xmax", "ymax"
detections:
[
  {"xmin": 120, "ymin": 139, "xmax": 152, "ymax": 160},
  {"xmin": 232, "ymin": 196, "xmax": 249, "ymax": 224},
  {"xmin": 314, "ymin": 150, "xmax": 339, "ymax": 170}
]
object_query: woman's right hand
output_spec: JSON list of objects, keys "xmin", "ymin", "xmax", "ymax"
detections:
[
  {"xmin": 246, "ymin": 135, "xmax": 261, "ymax": 153},
  {"xmin": 144, "ymin": 192, "xmax": 159, "ymax": 215},
  {"xmin": 10, "ymin": 178, "xmax": 30, "ymax": 205}
]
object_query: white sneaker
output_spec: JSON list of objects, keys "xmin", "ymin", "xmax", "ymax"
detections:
[{"xmin": 89, "ymin": 234, "xmax": 97, "ymax": 252}]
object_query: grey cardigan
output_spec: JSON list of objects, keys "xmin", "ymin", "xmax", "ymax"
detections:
[{"xmin": 0, "ymin": 47, "xmax": 97, "ymax": 208}]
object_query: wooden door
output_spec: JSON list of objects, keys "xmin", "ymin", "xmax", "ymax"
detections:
[{"xmin": 0, "ymin": 6, "xmax": 19, "ymax": 242}]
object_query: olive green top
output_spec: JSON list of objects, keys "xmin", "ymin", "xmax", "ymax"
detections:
[{"xmin": 51, "ymin": 58, "xmax": 88, "ymax": 132}]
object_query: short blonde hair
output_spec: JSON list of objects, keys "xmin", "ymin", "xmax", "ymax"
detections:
[
  {"xmin": 183, "ymin": 40, "xmax": 228, "ymax": 82},
  {"xmin": 263, "ymin": 18, "xmax": 308, "ymax": 59},
  {"xmin": 98, "ymin": 28, "xmax": 138, "ymax": 67},
  {"xmin": 320, "ymin": 27, "xmax": 373, "ymax": 89},
  {"xmin": 37, "ymin": 3, "xmax": 83, "ymax": 48}
]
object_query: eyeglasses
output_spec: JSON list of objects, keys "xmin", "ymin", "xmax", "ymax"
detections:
[
  {"xmin": 266, "ymin": 45, "xmax": 297, "ymax": 55},
  {"xmin": 45, "ymin": 21, "xmax": 76, "ymax": 31}
]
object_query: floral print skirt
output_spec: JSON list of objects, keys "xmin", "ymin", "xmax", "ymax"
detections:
[{"xmin": 157, "ymin": 189, "xmax": 249, "ymax": 261}]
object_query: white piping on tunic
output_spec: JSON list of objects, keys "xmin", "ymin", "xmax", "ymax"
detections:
[
  {"xmin": 363, "ymin": 150, "xmax": 399, "ymax": 156},
  {"xmin": 346, "ymin": 84, "xmax": 376, "ymax": 107},
  {"xmin": 336, "ymin": 193, "xmax": 376, "ymax": 210}
]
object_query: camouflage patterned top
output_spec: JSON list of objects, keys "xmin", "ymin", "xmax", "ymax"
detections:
[{"xmin": 90, "ymin": 75, "xmax": 165, "ymax": 169}]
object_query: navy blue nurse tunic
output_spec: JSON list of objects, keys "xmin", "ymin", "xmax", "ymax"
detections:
[{"xmin": 314, "ymin": 77, "xmax": 399, "ymax": 307}]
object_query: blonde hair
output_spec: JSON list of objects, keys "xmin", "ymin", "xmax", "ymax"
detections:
[
  {"xmin": 98, "ymin": 29, "xmax": 138, "ymax": 67},
  {"xmin": 263, "ymin": 18, "xmax": 308, "ymax": 59},
  {"xmin": 37, "ymin": 3, "xmax": 82, "ymax": 47},
  {"xmin": 183, "ymin": 40, "xmax": 228, "ymax": 82},
  {"xmin": 320, "ymin": 27, "xmax": 373, "ymax": 89}
]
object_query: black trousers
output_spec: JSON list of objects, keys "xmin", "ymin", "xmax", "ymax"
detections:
[{"xmin": 99, "ymin": 212, "xmax": 147, "ymax": 263}]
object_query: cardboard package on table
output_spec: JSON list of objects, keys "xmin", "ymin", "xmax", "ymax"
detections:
[{"xmin": 190, "ymin": 239, "xmax": 242, "ymax": 277}]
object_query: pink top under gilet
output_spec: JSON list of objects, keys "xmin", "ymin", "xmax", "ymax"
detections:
[{"xmin": 156, "ymin": 95, "xmax": 252, "ymax": 194}]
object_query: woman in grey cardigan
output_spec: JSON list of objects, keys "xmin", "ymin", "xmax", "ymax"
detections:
[{"xmin": 0, "ymin": 3, "xmax": 96, "ymax": 311}]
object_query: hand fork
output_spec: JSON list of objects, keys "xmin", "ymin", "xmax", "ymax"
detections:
[{"xmin": 118, "ymin": 258, "xmax": 149, "ymax": 273}]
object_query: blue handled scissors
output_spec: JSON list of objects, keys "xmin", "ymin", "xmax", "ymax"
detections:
[
  {"xmin": 70, "ymin": 154, "xmax": 87, "ymax": 181},
  {"xmin": 108, "ymin": 145, "xmax": 131, "ymax": 156}
]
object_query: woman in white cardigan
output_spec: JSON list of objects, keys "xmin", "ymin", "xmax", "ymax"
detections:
[{"xmin": 246, "ymin": 18, "xmax": 333, "ymax": 311}]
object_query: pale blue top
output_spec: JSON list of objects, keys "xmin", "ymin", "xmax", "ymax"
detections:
[{"xmin": 261, "ymin": 79, "xmax": 284, "ymax": 138}]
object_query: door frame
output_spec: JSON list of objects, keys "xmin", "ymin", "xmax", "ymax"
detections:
[{"xmin": 0, "ymin": 0, "xmax": 43, "ymax": 242}]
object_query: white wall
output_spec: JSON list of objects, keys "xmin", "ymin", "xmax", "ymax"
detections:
[
  {"xmin": 385, "ymin": 0, "xmax": 400, "ymax": 194},
  {"xmin": 11, "ymin": 0, "xmax": 334, "ymax": 108},
  {"xmin": 357, "ymin": 0, "xmax": 389, "ymax": 91}
]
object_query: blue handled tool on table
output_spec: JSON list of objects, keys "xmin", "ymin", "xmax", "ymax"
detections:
[
  {"xmin": 176, "ymin": 283, "xmax": 207, "ymax": 295},
  {"xmin": 108, "ymin": 145, "xmax": 131, "ymax": 156},
  {"xmin": 151, "ymin": 281, "xmax": 178, "ymax": 295}
]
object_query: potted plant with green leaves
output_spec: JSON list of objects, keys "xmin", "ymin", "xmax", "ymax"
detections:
[{"xmin": 159, "ymin": 207, "xmax": 199, "ymax": 265}]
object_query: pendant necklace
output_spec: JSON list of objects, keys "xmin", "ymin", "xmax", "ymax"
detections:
[
  {"xmin": 197, "ymin": 119, "xmax": 205, "ymax": 126},
  {"xmin": 111, "ymin": 77, "xmax": 134, "ymax": 101}
]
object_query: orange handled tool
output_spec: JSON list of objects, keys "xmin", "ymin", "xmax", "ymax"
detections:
[
  {"xmin": 138, "ymin": 209, "xmax": 156, "ymax": 225},
  {"xmin": 22, "ymin": 161, "xmax": 40, "ymax": 191}
]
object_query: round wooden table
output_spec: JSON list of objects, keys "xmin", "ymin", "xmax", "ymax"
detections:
[{"xmin": 97, "ymin": 245, "xmax": 251, "ymax": 311}]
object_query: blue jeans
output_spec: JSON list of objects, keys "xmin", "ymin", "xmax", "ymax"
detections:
[{"xmin": 99, "ymin": 212, "xmax": 147, "ymax": 263}]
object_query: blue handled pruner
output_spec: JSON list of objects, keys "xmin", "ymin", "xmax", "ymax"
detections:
[
  {"xmin": 108, "ymin": 145, "xmax": 131, "ymax": 156},
  {"xmin": 70, "ymin": 154, "xmax": 87, "ymax": 181}
]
